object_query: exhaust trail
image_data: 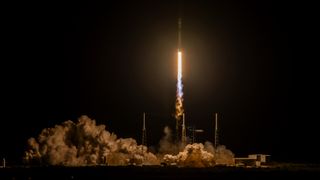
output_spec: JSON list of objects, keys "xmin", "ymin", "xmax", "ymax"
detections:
[{"xmin": 175, "ymin": 18, "xmax": 184, "ymax": 120}]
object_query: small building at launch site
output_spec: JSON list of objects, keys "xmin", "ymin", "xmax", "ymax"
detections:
[{"xmin": 234, "ymin": 154, "xmax": 271, "ymax": 167}]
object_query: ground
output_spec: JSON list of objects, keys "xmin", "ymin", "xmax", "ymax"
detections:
[{"xmin": 1, "ymin": 164, "xmax": 319, "ymax": 179}]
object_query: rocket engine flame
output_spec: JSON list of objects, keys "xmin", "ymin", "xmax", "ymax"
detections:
[{"xmin": 175, "ymin": 50, "xmax": 184, "ymax": 120}]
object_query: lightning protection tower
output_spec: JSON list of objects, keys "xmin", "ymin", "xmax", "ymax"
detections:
[
  {"xmin": 142, "ymin": 112, "xmax": 147, "ymax": 146},
  {"xmin": 214, "ymin": 113, "xmax": 219, "ymax": 149},
  {"xmin": 181, "ymin": 113, "xmax": 187, "ymax": 145}
]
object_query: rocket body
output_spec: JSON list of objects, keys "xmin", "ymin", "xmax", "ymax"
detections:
[{"xmin": 178, "ymin": 18, "xmax": 182, "ymax": 50}]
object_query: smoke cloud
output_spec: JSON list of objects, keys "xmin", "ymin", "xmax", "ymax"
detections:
[
  {"xmin": 24, "ymin": 115, "xmax": 159, "ymax": 166},
  {"xmin": 24, "ymin": 116, "xmax": 235, "ymax": 167},
  {"xmin": 162, "ymin": 143, "xmax": 234, "ymax": 167},
  {"xmin": 158, "ymin": 126, "xmax": 182, "ymax": 155}
]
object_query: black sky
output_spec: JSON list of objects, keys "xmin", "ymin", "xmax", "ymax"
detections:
[{"xmin": 2, "ymin": 0, "xmax": 317, "ymax": 164}]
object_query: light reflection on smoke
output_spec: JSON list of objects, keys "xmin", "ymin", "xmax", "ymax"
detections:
[{"xmin": 24, "ymin": 116, "xmax": 234, "ymax": 167}]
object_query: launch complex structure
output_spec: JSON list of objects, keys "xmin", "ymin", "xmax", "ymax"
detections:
[
  {"xmin": 174, "ymin": 18, "xmax": 219, "ymax": 148},
  {"xmin": 141, "ymin": 18, "xmax": 220, "ymax": 149},
  {"xmin": 141, "ymin": 112, "xmax": 220, "ymax": 148}
]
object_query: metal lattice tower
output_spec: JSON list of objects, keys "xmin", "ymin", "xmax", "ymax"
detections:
[
  {"xmin": 176, "ymin": 117, "xmax": 179, "ymax": 143},
  {"xmin": 191, "ymin": 126, "xmax": 195, "ymax": 144},
  {"xmin": 181, "ymin": 113, "xmax": 187, "ymax": 145},
  {"xmin": 142, "ymin": 112, "xmax": 147, "ymax": 146},
  {"xmin": 187, "ymin": 126, "xmax": 204, "ymax": 144},
  {"xmin": 214, "ymin": 113, "xmax": 219, "ymax": 149}
]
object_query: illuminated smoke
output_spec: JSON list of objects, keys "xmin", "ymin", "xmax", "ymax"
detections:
[
  {"xmin": 163, "ymin": 143, "xmax": 214, "ymax": 167},
  {"xmin": 24, "ymin": 115, "xmax": 159, "ymax": 166},
  {"xmin": 24, "ymin": 116, "xmax": 235, "ymax": 167},
  {"xmin": 162, "ymin": 143, "xmax": 235, "ymax": 167},
  {"xmin": 204, "ymin": 142, "xmax": 235, "ymax": 166},
  {"xmin": 158, "ymin": 126, "xmax": 183, "ymax": 155},
  {"xmin": 175, "ymin": 50, "xmax": 184, "ymax": 120},
  {"xmin": 158, "ymin": 127, "xmax": 235, "ymax": 167}
]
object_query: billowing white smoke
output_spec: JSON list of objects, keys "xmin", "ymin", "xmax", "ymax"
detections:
[
  {"xmin": 158, "ymin": 126, "xmax": 183, "ymax": 155},
  {"xmin": 24, "ymin": 115, "xmax": 159, "ymax": 166},
  {"xmin": 24, "ymin": 116, "xmax": 235, "ymax": 167},
  {"xmin": 162, "ymin": 143, "xmax": 235, "ymax": 167},
  {"xmin": 158, "ymin": 127, "xmax": 235, "ymax": 167},
  {"xmin": 204, "ymin": 142, "xmax": 235, "ymax": 165},
  {"xmin": 163, "ymin": 143, "xmax": 214, "ymax": 167}
]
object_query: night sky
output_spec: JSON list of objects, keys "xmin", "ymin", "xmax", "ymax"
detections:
[{"xmin": 2, "ymin": 1, "xmax": 317, "ymax": 165}]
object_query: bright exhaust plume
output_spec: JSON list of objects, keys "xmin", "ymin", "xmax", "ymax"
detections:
[{"xmin": 175, "ymin": 50, "xmax": 184, "ymax": 120}]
